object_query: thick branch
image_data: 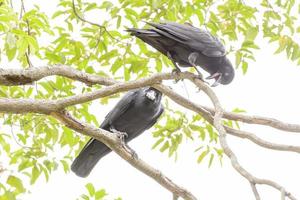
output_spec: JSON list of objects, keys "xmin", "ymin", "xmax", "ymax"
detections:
[
  {"xmin": 1, "ymin": 66, "xmax": 299, "ymax": 134},
  {"xmin": 0, "ymin": 65, "xmax": 116, "ymax": 86},
  {"xmin": 1, "ymin": 74, "xmax": 298, "ymax": 154},
  {"xmin": 51, "ymin": 111, "xmax": 197, "ymax": 200}
]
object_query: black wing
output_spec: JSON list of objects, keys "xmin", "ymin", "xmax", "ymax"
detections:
[
  {"xmin": 147, "ymin": 22, "xmax": 226, "ymax": 57},
  {"xmin": 100, "ymin": 89, "xmax": 139, "ymax": 129},
  {"xmin": 144, "ymin": 105, "xmax": 164, "ymax": 130}
]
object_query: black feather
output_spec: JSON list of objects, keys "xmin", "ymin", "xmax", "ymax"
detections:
[{"xmin": 71, "ymin": 87, "xmax": 164, "ymax": 177}]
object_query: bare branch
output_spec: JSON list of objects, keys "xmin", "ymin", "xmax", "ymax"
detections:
[
  {"xmin": 0, "ymin": 98, "xmax": 57, "ymax": 114},
  {"xmin": 155, "ymin": 84, "xmax": 300, "ymax": 154},
  {"xmin": 250, "ymin": 182, "xmax": 261, "ymax": 200},
  {"xmin": 0, "ymin": 65, "xmax": 116, "ymax": 86},
  {"xmin": 1, "ymin": 66, "xmax": 299, "ymax": 135},
  {"xmin": 204, "ymin": 107, "xmax": 300, "ymax": 133},
  {"xmin": 188, "ymin": 78, "xmax": 297, "ymax": 200},
  {"xmin": 1, "ymin": 66, "xmax": 299, "ymax": 155},
  {"xmin": 226, "ymin": 127, "xmax": 300, "ymax": 153},
  {"xmin": 51, "ymin": 111, "xmax": 198, "ymax": 200}
]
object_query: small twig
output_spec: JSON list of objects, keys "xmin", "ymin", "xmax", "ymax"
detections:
[
  {"xmin": 250, "ymin": 182, "xmax": 261, "ymax": 200},
  {"xmin": 173, "ymin": 193, "xmax": 179, "ymax": 200},
  {"xmin": 71, "ymin": 0, "xmax": 125, "ymax": 44},
  {"xmin": 282, "ymin": 188, "xmax": 286, "ymax": 200},
  {"xmin": 0, "ymin": 162, "xmax": 5, "ymax": 174}
]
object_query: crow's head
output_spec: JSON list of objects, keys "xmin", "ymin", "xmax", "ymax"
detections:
[
  {"xmin": 145, "ymin": 87, "xmax": 162, "ymax": 102},
  {"xmin": 206, "ymin": 58, "xmax": 234, "ymax": 86}
]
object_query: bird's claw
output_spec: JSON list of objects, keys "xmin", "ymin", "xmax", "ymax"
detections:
[
  {"xmin": 196, "ymin": 74, "xmax": 209, "ymax": 84},
  {"xmin": 110, "ymin": 128, "xmax": 137, "ymax": 159},
  {"xmin": 110, "ymin": 128, "xmax": 128, "ymax": 141},
  {"xmin": 172, "ymin": 68, "xmax": 182, "ymax": 83}
]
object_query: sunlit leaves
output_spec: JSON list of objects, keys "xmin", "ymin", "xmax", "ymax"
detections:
[
  {"xmin": 78, "ymin": 183, "xmax": 121, "ymax": 200},
  {"xmin": 6, "ymin": 175, "xmax": 26, "ymax": 194},
  {"xmin": 152, "ymin": 101, "xmax": 220, "ymax": 163}
]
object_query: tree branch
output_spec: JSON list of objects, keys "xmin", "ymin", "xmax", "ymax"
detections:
[
  {"xmin": 205, "ymin": 107, "xmax": 300, "ymax": 133},
  {"xmin": 1, "ymin": 66, "xmax": 299, "ymax": 155},
  {"xmin": 1, "ymin": 65, "xmax": 299, "ymax": 134},
  {"xmin": 188, "ymin": 78, "xmax": 297, "ymax": 200},
  {"xmin": 51, "ymin": 110, "xmax": 197, "ymax": 200},
  {"xmin": 155, "ymin": 84, "xmax": 300, "ymax": 154},
  {"xmin": 0, "ymin": 65, "xmax": 116, "ymax": 86},
  {"xmin": 250, "ymin": 183, "xmax": 261, "ymax": 200},
  {"xmin": 0, "ymin": 65, "xmax": 298, "ymax": 198},
  {"xmin": 226, "ymin": 127, "xmax": 300, "ymax": 153}
]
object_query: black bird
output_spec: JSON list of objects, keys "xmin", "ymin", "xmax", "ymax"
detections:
[
  {"xmin": 71, "ymin": 87, "xmax": 164, "ymax": 177},
  {"xmin": 126, "ymin": 22, "xmax": 234, "ymax": 86}
]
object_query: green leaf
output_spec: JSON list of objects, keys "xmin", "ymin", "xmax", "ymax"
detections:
[
  {"xmin": 197, "ymin": 150, "xmax": 208, "ymax": 163},
  {"xmin": 30, "ymin": 166, "xmax": 40, "ymax": 185},
  {"xmin": 152, "ymin": 138, "xmax": 164, "ymax": 149},
  {"xmin": 160, "ymin": 141, "xmax": 169, "ymax": 152},
  {"xmin": 16, "ymin": 38, "xmax": 28, "ymax": 58},
  {"xmin": 100, "ymin": 1, "xmax": 113, "ymax": 11},
  {"xmin": 25, "ymin": 35, "xmax": 39, "ymax": 53},
  {"xmin": 242, "ymin": 61, "xmax": 248, "ymax": 74},
  {"xmin": 95, "ymin": 189, "xmax": 107, "ymax": 199},
  {"xmin": 245, "ymin": 26, "xmax": 258, "ymax": 41},
  {"xmin": 117, "ymin": 16, "xmax": 121, "ymax": 28},
  {"xmin": 6, "ymin": 32, "xmax": 16, "ymax": 49},
  {"xmin": 60, "ymin": 160, "xmax": 69, "ymax": 173},
  {"xmin": 111, "ymin": 58, "xmax": 123, "ymax": 74},
  {"xmin": 291, "ymin": 44, "xmax": 299, "ymax": 61},
  {"xmin": 6, "ymin": 46, "xmax": 17, "ymax": 61},
  {"xmin": 235, "ymin": 51, "xmax": 242, "ymax": 67},
  {"xmin": 208, "ymin": 154, "xmax": 214, "ymax": 168},
  {"xmin": 86, "ymin": 183, "xmax": 95, "ymax": 196},
  {"xmin": 275, "ymin": 36, "xmax": 289, "ymax": 54},
  {"xmin": 7, "ymin": 175, "xmax": 25, "ymax": 193}
]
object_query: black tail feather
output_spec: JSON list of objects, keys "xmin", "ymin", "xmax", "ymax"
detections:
[{"xmin": 71, "ymin": 139, "xmax": 111, "ymax": 178}]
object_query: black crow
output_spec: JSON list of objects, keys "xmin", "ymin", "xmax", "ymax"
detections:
[
  {"xmin": 126, "ymin": 22, "xmax": 234, "ymax": 86},
  {"xmin": 71, "ymin": 87, "xmax": 164, "ymax": 177}
]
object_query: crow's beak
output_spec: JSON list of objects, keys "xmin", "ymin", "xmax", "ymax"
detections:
[
  {"xmin": 206, "ymin": 72, "xmax": 222, "ymax": 87},
  {"xmin": 146, "ymin": 90, "xmax": 156, "ymax": 101}
]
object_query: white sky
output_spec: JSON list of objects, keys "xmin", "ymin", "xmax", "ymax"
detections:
[{"xmin": 6, "ymin": 0, "xmax": 300, "ymax": 199}]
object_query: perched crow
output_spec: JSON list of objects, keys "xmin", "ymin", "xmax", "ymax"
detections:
[
  {"xmin": 127, "ymin": 22, "xmax": 234, "ymax": 86},
  {"xmin": 71, "ymin": 87, "xmax": 164, "ymax": 177}
]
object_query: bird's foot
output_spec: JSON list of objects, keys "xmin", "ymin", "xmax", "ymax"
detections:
[
  {"xmin": 110, "ymin": 128, "xmax": 137, "ymax": 159},
  {"xmin": 195, "ymin": 73, "xmax": 210, "ymax": 85},
  {"xmin": 110, "ymin": 128, "xmax": 128, "ymax": 141},
  {"xmin": 172, "ymin": 68, "xmax": 182, "ymax": 83}
]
